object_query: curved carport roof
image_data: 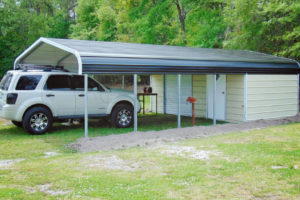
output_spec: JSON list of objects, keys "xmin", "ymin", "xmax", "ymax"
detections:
[{"xmin": 14, "ymin": 37, "xmax": 300, "ymax": 74}]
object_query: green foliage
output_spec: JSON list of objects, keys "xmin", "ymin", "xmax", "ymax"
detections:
[
  {"xmin": 1, "ymin": 0, "xmax": 299, "ymax": 77},
  {"xmin": 71, "ymin": 0, "xmax": 226, "ymax": 47},
  {"xmin": 223, "ymin": 0, "xmax": 300, "ymax": 60},
  {"xmin": 185, "ymin": 0, "xmax": 226, "ymax": 47},
  {"xmin": 70, "ymin": 0, "xmax": 99, "ymax": 39},
  {"xmin": 0, "ymin": 0, "xmax": 75, "ymax": 76}
]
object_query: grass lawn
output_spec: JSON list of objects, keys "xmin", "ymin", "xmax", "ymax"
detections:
[
  {"xmin": 0, "ymin": 118, "xmax": 299, "ymax": 199},
  {"xmin": 0, "ymin": 114, "xmax": 220, "ymax": 153}
]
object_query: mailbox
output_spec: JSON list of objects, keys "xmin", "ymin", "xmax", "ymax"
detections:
[
  {"xmin": 186, "ymin": 97, "xmax": 197, "ymax": 126},
  {"xmin": 187, "ymin": 97, "xmax": 196, "ymax": 103}
]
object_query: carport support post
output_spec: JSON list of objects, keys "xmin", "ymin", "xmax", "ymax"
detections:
[
  {"xmin": 213, "ymin": 74, "xmax": 217, "ymax": 125},
  {"xmin": 177, "ymin": 74, "xmax": 181, "ymax": 128},
  {"xmin": 84, "ymin": 74, "xmax": 88, "ymax": 137},
  {"xmin": 134, "ymin": 74, "xmax": 138, "ymax": 132},
  {"xmin": 122, "ymin": 75, "xmax": 125, "ymax": 89}
]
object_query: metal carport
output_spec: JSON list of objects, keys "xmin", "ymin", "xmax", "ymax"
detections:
[{"xmin": 14, "ymin": 37, "xmax": 300, "ymax": 137}]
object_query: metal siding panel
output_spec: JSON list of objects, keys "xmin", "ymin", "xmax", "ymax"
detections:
[
  {"xmin": 247, "ymin": 75, "xmax": 298, "ymax": 120},
  {"xmin": 226, "ymin": 75, "xmax": 245, "ymax": 122},
  {"xmin": 165, "ymin": 75, "xmax": 192, "ymax": 116},
  {"xmin": 151, "ymin": 75, "xmax": 164, "ymax": 113},
  {"xmin": 192, "ymin": 75, "xmax": 206, "ymax": 117}
]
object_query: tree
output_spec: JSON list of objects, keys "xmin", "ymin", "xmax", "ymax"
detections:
[
  {"xmin": 70, "ymin": 0, "xmax": 99, "ymax": 40},
  {"xmin": 0, "ymin": 0, "xmax": 76, "ymax": 76},
  {"xmin": 71, "ymin": 0, "xmax": 225, "ymax": 47},
  {"xmin": 184, "ymin": 0, "xmax": 226, "ymax": 48},
  {"xmin": 223, "ymin": 0, "xmax": 300, "ymax": 60},
  {"xmin": 2, "ymin": 0, "xmax": 298, "ymax": 78}
]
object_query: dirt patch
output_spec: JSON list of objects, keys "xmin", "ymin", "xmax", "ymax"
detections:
[
  {"xmin": 0, "ymin": 183, "xmax": 70, "ymax": 196},
  {"xmin": 81, "ymin": 154, "xmax": 142, "ymax": 171},
  {"xmin": 36, "ymin": 183, "xmax": 70, "ymax": 196},
  {"xmin": 69, "ymin": 115, "xmax": 300, "ymax": 153},
  {"xmin": 0, "ymin": 159, "xmax": 25, "ymax": 169},
  {"xmin": 156, "ymin": 145, "xmax": 221, "ymax": 160}
]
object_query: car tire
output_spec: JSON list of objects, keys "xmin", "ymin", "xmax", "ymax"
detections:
[
  {"xmin": 111, "ymin": 104, "xmax": 134, "ymax": 128},
  {"xmin": 11, "ymin": 120, "xmax": 23, "ymax": 127},
  {"xmin": 23, "ymin": 106, "xmax": 53, "ymax": 135}
]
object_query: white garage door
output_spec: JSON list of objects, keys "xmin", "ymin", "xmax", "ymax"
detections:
[{"xmin": 165, "ymin": 75, "xmax": 192, "ymax": 116}]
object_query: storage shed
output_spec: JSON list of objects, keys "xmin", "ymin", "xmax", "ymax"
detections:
[
  {"xmin": 151, "ymin": 74, "xmax": 299, "ymax": 123},
  {"xmin": 14, "ymin": 37, "xmax": 300, "ymax": 136}
]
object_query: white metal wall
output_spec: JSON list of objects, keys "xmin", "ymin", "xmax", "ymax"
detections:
[
  {"xmin": 165, "ymin": 75, "xmax": 192, "ymax": 116},
  {"xmin": 192, "ymin": 75, "xmax": 207, "ymax": 118},
  {"xmin": 247, "ymin": 75, "xmax": 298, "ymax": 120},
  {"xmin": 151, "ymin": 75, "xmax": 164, "ymax": 113},
  {"xmin": 226, "ymin": 75, "xmax": 245, "ymax": 122}
]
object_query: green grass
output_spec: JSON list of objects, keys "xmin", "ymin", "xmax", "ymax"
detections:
[
  {"xmin": 0, "ymin": 114, "xmax": 221, "ymax": 159},
  {"xmin": 0, "ymin": 119, "xmax": 299, "ymax": 199},
  {"xmin": 138, "ymin": 95, "xmax": 152, "ymax": 112}
]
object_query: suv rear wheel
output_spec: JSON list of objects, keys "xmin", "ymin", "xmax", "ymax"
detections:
[
  {"xmin": 111, "ymin": 104, "xmax": 134, "ymax": 128},
  {"xmin": 23, "ymin": 106, "xmax": 53, "ymax": 135}
]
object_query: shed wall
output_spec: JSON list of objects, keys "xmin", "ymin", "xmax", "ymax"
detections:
[
  {"xmin": 226, "ymin": 75, "xmax": 245, "ymax": 122},
  {"xmin": 192, "ymin": 75, "xmax": 207, "ymax": 117},
  {"xmin": 247, "ymin": 75, "xmax": 298, "ymax": 120},
  {"xmin": 165, "ymin": 75, "xmax": 192, "ymax": 116},
  {"xmin": 151, "ymin": 75, "xmax": 164, "ymax": 113}
]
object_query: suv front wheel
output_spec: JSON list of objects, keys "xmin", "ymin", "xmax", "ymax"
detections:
[
  {"xmin": 111, "ymin": 104, "xmax": 134, "ymax": 128},
  {"xmin": 23, "ymin": 106, "xmax": 53, "ymax": 135}
]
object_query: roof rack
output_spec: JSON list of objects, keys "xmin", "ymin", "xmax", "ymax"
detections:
[{"xmin": 16, "ymin": 64, "xmax": 69, "ymax": 72}]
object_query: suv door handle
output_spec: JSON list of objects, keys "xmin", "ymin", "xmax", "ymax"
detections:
[
  {"xmin": 46, "ymin": 94, "xmax": 55, "ymax": 97},
  {"xmin": 78, "ymin": 94, "xmax": 84, "ymax": 97}
]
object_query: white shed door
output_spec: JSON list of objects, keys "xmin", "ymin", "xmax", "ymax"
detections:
[
  {"xmin": 207, "ymin": 75, "xmax": 226, "ymax": 120},
  {"xmin": 165, "ymin": 75, "xmax": 192, "ymax": 116}
]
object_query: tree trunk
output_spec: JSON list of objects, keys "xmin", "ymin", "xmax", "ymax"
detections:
[{"xmin": 174, "ymin": 0, "xmax": 186, "ymax": 33}]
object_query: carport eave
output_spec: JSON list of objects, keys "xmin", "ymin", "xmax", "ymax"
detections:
[
  {"xmin": 14, "ymin": 37, "xmax": 83, "ymax": 75},
  {"xmin": 82, "ymin": 66, "xmax": 300, "ymax": 75},
  {"xmin": 80, "ymin": 56, "xmax": 299, "ymax": 75},
  {"xmin": 81, "ymin": 64, "xmax": 299, "ymax": 75},
  {"xmin": 14, "ymin": 38, "xmax": 44, "ymax": 69}
]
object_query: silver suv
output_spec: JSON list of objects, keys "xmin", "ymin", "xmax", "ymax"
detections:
[{"xmin": 0, "ymin": 69, "xmax": 140, "ymax": 134}]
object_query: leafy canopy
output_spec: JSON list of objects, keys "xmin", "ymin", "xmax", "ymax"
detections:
[{"xmin": 0, "ymin": 0, "xmax": 299, "ymax": 76}]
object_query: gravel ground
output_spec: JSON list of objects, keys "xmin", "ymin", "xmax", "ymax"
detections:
[{"xmin": 69, "ymin": 115, "xmax": 300, "ymax": 153}]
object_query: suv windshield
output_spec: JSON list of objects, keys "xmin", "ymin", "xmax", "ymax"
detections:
[{"xmin": 0, "ymin": 72, "xmax": 13, "ymax": 90}]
